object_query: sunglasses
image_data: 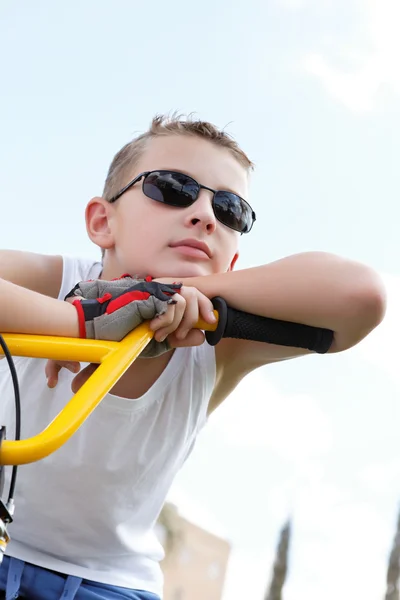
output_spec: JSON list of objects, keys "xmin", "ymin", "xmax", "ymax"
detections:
[{"xmin": 108, "ymin": 170, "xmax": 256, "ymax": 234}]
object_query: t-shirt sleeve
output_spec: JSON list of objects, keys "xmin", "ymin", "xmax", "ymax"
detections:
[{"xmin": 57, "ymin": 256, "xmax": 102, "ymax": 301}]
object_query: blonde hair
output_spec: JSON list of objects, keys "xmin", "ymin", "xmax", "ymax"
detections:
[{"xmin": 102, "ymin": 113, "xmax": 254, "ymax": 201}]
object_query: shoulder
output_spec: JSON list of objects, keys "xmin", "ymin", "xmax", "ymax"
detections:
[{"xmin": 58, "ymin": 255, "xmax": 102, "ymax": 300}]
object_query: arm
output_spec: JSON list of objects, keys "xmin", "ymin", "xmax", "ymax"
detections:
[
  {"xmin": 0, "ymin": 250, "xmax": 79, "ymax": 337},
  {"xmin": 183, "ymin": 251, "xmax": 386, "ymax": 415},
  {"xmin": 179, "ymin": 252, "xmax": 386, "ymax": 354}
]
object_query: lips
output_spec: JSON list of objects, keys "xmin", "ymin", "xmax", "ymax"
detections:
[{"xmin": 169, "ymin": 239, "xmax": 212, "ymax": 258}]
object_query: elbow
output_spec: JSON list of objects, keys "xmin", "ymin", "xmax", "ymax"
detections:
[
  {"xmin": 369, "ymin": 274, "xmax": 387, "ymax": 323},
  {"xmin": 356, "ymin": 270, "xmax": 387, "ymax": 327},
  {"xmin": 332, "ymin": 269, "xmax": 387, "ymax": 353}
]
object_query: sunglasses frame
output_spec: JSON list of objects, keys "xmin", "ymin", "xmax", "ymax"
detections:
[{"xmin": 108, "ymin": 170, "xmax": 256, "ymax": 234}]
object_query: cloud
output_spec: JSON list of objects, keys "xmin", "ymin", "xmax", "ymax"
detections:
[
  {"xmin": 221, "ymin": 549, "xmax": 274, "ymax": 600},
  {"xmin": 224, "ymin": 476, "xmax": 392, "ymax": 600},
  {"xmin": 168, "ymin": 274, "xmax": 399, "ymax": 600},
  {"xmin": 206, "ymin": 369, "xmax": 333, "ymax": 465},
  {"xmin": 302, "ymin": 52, "xmax": 380, "ymax": 112},
  {"xmin": 358, "ymin": 458, "xmax": 400, "ymax": 492},
  {"xmin": 169, "ymin": 370, "xmax": 341, "ymax": 598},
  {"xmin": 166, "ymin": 484, "xmax": 229, "ymax": 540},
  {"xmin": 291, "ymin": 498, "xmax": 390, "ymax": 600},
  {"xmin": 167, "ymin": 369, "xmax": 332, "ymax": 553},
  {"xmin": 299, "ymin": 0, "xmax": 400, "ymax": 111}
]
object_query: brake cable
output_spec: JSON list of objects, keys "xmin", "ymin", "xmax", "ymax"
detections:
[{"xmin": 0, "ymin": 334, "xmax": 21, "ymax": 558}]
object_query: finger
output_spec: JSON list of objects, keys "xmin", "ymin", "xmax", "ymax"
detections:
[
  {"xmin": 46, "ymin": 360, "xmax": 81, "ymax": 388},
  {"xmin": 45, "ymin": 360, "xmax": 58, "ymax": 379},
  {"xmin": 65, "ymin": 296, "xmax": 82, "ymax": 305},
  {"xmin": 168, "ymin": 329, "xmax": 205, "ymax": 348},
  {"xmin": 45, "ymin": 360, "xmax": 62, "ymax": 388},
  {"xmin": 174, "ymin": 291, "xmax": 199, "ymax": 340},
  {"xmin": 56, "ymin": 361, "xmax": 81, "ymax": 373},
  {"xmin": 149, "ymin": 303, "xmax": 176, "ymax": 332},
  {"xmin": 154, "ymin": 295, "xmax": 187, "ymax": 342},
  {"xmin": 65, "ymin": 361, "xmax": 81, "ymax": 374},
  {"xmin": 197, "ymin": 293, "xmax": 217, "ymax": 324},
  {"xmin": 45, "ymin": 360, "xmax": 80, "ymax": 377},
  {"xmin": 71, "ymin": 363, "xmax": 98, "ymax": 393}
]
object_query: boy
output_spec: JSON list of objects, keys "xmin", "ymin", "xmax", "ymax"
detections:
[{"xmin": 0, "ymin": 114, "xmax": 386, "ymax": 599}]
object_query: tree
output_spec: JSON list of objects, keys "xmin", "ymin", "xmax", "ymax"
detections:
[
  {"xmin": 385, "ymin": 506, "xmax": 400, "ymax": 600},
  {"xmin": 264, "ymin": 519, "xmax": 292, "ymax": 600}
]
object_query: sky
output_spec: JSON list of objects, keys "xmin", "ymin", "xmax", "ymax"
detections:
[{"xmin": 1, "ymin": 0, "xmax": 400, "ymax": 598}]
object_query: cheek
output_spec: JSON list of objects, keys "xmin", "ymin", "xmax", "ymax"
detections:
[
  {"xmin": 117, "ymin": 208, "xmax": 170, "ymax": 255},
  {"xmin": 116, "ymin": 202, "xmax": 151, "ymax": 239},
  {"xmin": 216, "ymin": 234, "xmax": 239, "ymax": 272}
]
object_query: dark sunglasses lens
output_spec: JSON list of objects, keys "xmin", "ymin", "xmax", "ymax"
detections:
[
  {"xmin": 143, "ymin": 171, "xmax": 198, "ymax": 207},
  {"xmin": 214, "ymin": 192, "xmax": 253, "ymax": 233}
]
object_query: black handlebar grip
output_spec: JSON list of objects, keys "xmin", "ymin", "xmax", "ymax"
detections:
[{"xmin": 205, "ymin": 297, "xmax": 333, "ymax": 354}]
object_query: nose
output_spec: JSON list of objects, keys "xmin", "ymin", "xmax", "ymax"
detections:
[{"xmin": 184, "ymin": 189, "xmax": 217, "ymax": 234}]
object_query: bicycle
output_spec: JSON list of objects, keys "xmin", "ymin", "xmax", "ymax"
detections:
[{"xmin": 0, "ymin": 296, "xmax": 333, "ymax": 561}]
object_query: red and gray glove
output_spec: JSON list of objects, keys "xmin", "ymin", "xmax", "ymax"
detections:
[{"xmin": 65, "ymin": 275, "xmax": 182, "ymax": 358}]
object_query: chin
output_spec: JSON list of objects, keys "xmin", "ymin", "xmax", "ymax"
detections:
[{"xmin": 154, "ymin": 262, "xmax": 212, "ymax": 279}]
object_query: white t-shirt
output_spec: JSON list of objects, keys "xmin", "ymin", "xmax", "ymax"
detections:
[{"xmin": 0, "ymin": 256, "xmax": 216, "ymax": 596}]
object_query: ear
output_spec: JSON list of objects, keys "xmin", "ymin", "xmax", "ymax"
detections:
[
  {"xmin": 85, "ymin": 197, "xmax": 115, "ymax": 250},
  {"xmin": 227, "ymin": 251, "xmax": 239, "ymax": 272}
]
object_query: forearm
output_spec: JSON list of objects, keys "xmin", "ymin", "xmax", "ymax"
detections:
[
  {"xmin": 0, "ymin": 278, "xmax": 79, "ymax": 337},
  {"xmin": 182, "ymin": 252, "xmax": 386, "ymax": 351}
]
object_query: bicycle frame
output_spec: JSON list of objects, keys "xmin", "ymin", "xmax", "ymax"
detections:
[{"xmin": 0, "ymin": 314, "xmax": 217, "ymax": 466}]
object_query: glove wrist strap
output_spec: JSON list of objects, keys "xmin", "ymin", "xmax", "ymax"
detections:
[{"xmin": 73, "ymin": 300, "xmax": 87, "ymax": 339}]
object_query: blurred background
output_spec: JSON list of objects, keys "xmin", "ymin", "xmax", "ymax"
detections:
[{"xmin": 1, "ymin": 1, "xmax": 399, "ymax": 598}]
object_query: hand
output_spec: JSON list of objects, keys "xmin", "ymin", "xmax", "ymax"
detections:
[
  {"xmin": 45, "ymin": 280, "xmax": 215, "ymax": 390},
  {"xmin": 45, "ymin": 295, "xmax": 91, "ymax": 390},
  {"xmin": 150, "ymin": 282, "xmax": 216, "ymax": 348},
  {"xmin": 65, "ymin": 275, "xmax": 182, "ymax": 342},
  {"xmin": 45, "ymin": 358, "xmax": 81, "ymax": 388},
  {"xmin": 45, "ymin": 359, "xmax": 97, "ymax": 392}
]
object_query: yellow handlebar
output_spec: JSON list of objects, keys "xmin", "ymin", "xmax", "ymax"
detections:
[{"xmin": 0, "ymin": 313, "xmax": 218, "ymax": 466}]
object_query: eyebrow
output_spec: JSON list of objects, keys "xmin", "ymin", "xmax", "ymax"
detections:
[{"xmin": 155, "ymin": 167, "xmax": 247, "ymax": 198}]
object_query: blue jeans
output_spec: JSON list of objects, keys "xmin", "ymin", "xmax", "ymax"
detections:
[{"xmin": 0, "ymin": 556, "xmax": 161, "ymax": 600}]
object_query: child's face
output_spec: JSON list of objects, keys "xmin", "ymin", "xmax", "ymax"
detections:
[{"xmin": 88, "ymin": 135, "xmax": 249, "ymax": 279}]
